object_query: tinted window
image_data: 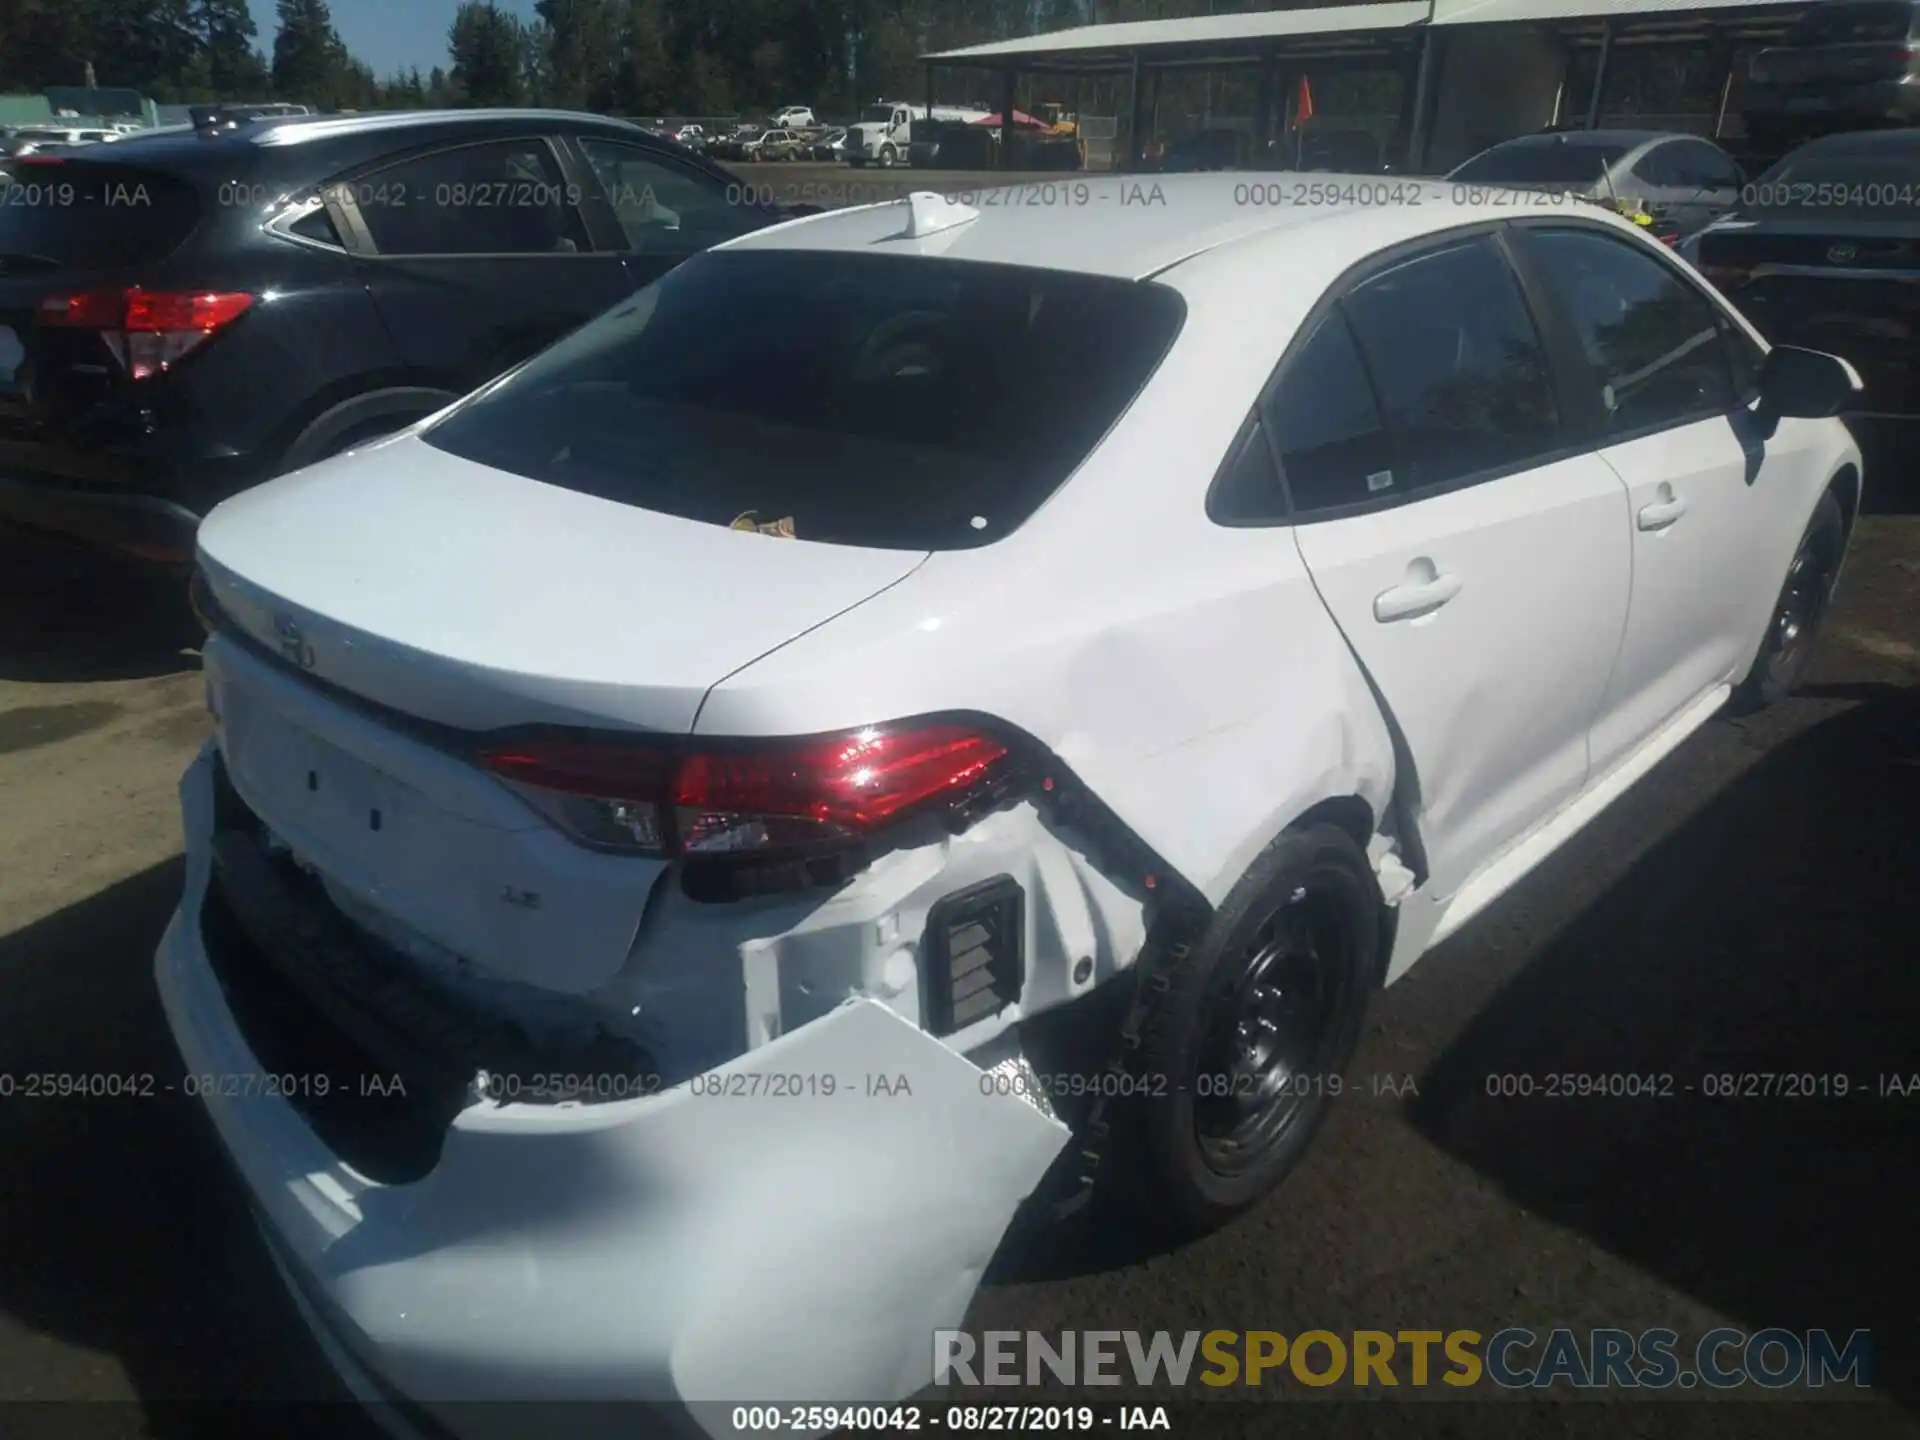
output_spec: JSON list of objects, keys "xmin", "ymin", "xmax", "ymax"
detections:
[
  {"xmin": 1261, "ymin": 311, "xmax": 1397, "ymax": 513},
  {"xmin": 1452, "ymin": 139, "xmax": 1629, "ymax": 185},
  {"xmin": 1632, "ymin": 145, "xmax": 1684, "ymax": 187},
  {"xmin": 289, "ymin": 205, "xmax": 343, "ymax": 245},
  {"xmin": 1742, "ymin": 143, "xmax": 1920, "ymax": 218},
  {"xmin": 1340, "ymin": 237, "xmax": 1562, "ymax": 490},
  {"xmin": 1208, "ymin": 416, "xmax": 1288, "ymax": 522},
  {"xmin": 355, "ymin": 139, "xmax": 588, "ymax": 256},
  {"xmin": 422, "ymin": 250, "xmax": 1186, "ymax": 550},
  {"xmin": 576, "ymin": 138, "xmax": 744, "ymax": 253},
  {"xmin": 1526, "ymin": 227, "xmax": 1736, "ymax": 430},
  {"xmin": 0, "ymin": 162, "xmax": 199, "ymax": 268},
  {"xmin": 1675, "ymin": 141, "xmax": 1741, "ymax": 189},
  {"xmin": 1787, "ymin": 1, "xmax": 1915, "ymax": 43}
]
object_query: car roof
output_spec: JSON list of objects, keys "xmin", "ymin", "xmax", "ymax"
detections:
[
  {"xmin": 719, "ymin": 172, "xmax": 1609, "ymax": 281},
  {"xmin": 1786, "ymin": 127, "xmax": 1920, "ymax": 157},
  {"xmin": 28, "ymin": 108, "xmax": 694, "ymax": 184},
  {"xmin": 1502, "ymin": 129, "xmax": 1689, "ymax": 149}
]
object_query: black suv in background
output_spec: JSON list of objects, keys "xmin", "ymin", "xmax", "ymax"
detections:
[
  {"xmin": 1743, "ymin": 0, "xmax": 1920, "ymax": 152},
  {"xmin": 0, "ymin": 109, "xmax": 788, "ymax": 564}
]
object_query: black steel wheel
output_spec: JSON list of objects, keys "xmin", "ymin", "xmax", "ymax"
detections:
[
  {"xmin": 1123, "ymin": 821, "xmax": 1382, "ymax": 1237},
  {"xmin": 1191, "ymin": 882, "xmax": 1358, "ymax": 1175},
  {"xmin": 1730, "ymin": 488, "xmax": 1848, "ymax": 714}
]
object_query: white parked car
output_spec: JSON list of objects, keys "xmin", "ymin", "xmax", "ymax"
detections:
[
  {"xmin": 161, "ymin": 177, "xmax": 1862, "ymax": 1436},
  {"xmin": 770, "ymin": 104, "xmax": 816, "ymax": 130}
]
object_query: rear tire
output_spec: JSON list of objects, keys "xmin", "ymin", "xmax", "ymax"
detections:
[
  {"xmin": 1104, "ymin": 823, "xmax": 1382, "ymax": 1239},
  {"xmin": 1728, "ymin": 488, "xmax": 1847, "ymax": 715}
]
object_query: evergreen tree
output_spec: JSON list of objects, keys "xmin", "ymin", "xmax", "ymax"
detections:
[
  {"xmin": 449, "ymin": 1, "xmax": 527, "ymax": 106},
  {"xmin": 271, "ymin": 0, "xmax": 344, "ymax": 104}
]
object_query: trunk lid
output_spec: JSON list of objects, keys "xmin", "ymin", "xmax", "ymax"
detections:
[
  {"xmin": 198, "ymin": 436, "xmax": 930, "ymax": 1001},
  {"xmin": 196, "ymin": 433, "xmax": 932, "ymax": 734}
]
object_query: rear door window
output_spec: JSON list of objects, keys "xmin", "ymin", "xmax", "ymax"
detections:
[
  {"xmin": 1257, "ymin": 311, "xmax": 1397, "ymax": 515},
  {"xmin": 1452, "ymin": 140, "xmax": 1628, "ymax": 186},
  {"xmin": 351, "ymin": 139, "xmax": 591, "ymax": 256},
  {"xmin": 0, "ymin": 162, "xmax": 200, "ymax": 269},
  {"xmin": 420, "ymin": 249, "xmax": 1187, "ymax": 550},
  {"xmin": 1672, "ymin": 141, "xmax": 1742, "ymax": 189},
  {"xmin": 1338, "ymin": 235, "xmax": 1565, "ymax": 492}
]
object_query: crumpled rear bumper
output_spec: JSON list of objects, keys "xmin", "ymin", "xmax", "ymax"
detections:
[{"xmin": 156, "ymin": 743, "xmax": 1070, "ymax": 1440}]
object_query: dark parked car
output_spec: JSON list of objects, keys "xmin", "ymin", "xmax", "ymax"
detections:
[
  {"xmin": 802, "ymin": 127, "xmax": 847, "ymax": 160},
  {"xmin": 1743, "ymin": 0, "xmax": 1920, "ymax": 153},
  {"xmin": 1451, "ymin": 129, "xmax": 1745, "ymax": 239},
  {"xmin": 0, "ymin": 109, "xmax": 794, "ymax": 564},
  {"xmin": 1688, "ymin": 128, "xmax": 1920, "ymax": 419}
]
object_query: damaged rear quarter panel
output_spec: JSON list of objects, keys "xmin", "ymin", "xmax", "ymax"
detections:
[{"xmin": 690, "ymin": 269, "xmax": 1397, "ymax": 912}]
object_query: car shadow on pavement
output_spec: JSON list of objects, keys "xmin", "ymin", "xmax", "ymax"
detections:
[
  {"xmin": 1408, "ymin": 682, "xmax": 1920, "ymax": 1407},
  {"xmin": 0, "ymin": 860, "xmax": 379, "ymax": 1435},
  {"xmin": 0, "ymin": 531, "xmax": 201, "ymax": 684}
]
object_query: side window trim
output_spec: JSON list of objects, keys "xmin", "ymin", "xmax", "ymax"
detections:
[
  {"xmin": 1504, "ymin": 217, "xmax": 1755, "ymax": 441},
  {"xmin": 1263, "ymin": 226, "xmax": 1589, "ymax": 524},
  {"xmin": 336, "ymin": 134, "xmax": 594, "ymax": 260},
  {"xmin": 263, "ymin": 192, "xmax": 352, "ymax": 255}
]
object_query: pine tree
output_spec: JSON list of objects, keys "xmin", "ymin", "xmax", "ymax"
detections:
[{"xmin": 272, "ymin": 0, "xmax": 343, "ymax": 104}]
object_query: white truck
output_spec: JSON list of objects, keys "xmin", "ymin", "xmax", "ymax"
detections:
[{"xmin": 844, "ymin": 99, "xmax": 994, "ymax": 167}]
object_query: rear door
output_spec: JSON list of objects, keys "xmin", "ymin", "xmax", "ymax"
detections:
[
  {"xmin": 336, "ymin": 134, "xmax": 635, "ymax": 391},
  {"xmin": 566, "ymin": 134, "xmax": 771, "ymax": 289},
  {"xmin": 1508, "ymin": 221, "xmax": 1811, "ymax": 777},
  {"xmin": 1281, "ymin": 230, "xmax": 1634, "ymax": 899}
]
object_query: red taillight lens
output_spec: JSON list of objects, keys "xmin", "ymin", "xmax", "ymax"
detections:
[
  {"xmin": 36, "ymin": 288, "xmax": 255, "ymax": 379},
  {"xmin": 124, "ymin": 290, "xmax": 254, "ymax": 332},
  {"xmin": 478, "ymin": 723, "xmax": 1012, "ymax": 858},
  {"xmin": 37, "ymin": 291, "xmax": 126, "ymax": 327}
]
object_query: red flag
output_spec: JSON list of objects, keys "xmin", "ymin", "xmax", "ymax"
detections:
[{"xmin": 1297, "ymin": 75, "xmax": 1315, "ymax": 124}]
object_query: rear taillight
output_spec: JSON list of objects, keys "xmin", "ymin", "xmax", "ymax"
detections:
[
  {"xmin": 36, "ymin": 287, "xmax": 254, "ymax": 380},
  {"xmin": 477, "ymin": 722, "xmax": 1014, "ymax": 861}
]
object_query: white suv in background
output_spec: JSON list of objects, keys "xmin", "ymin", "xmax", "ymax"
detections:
[
  {"xmin": 162, "ymin": 181, "xmax": 1862, "ymax": 1439},
  {"xmin": 771, "ymin": 105, "xmax": 816, "ymax": 129}
]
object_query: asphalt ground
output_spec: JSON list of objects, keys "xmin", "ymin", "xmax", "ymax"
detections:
[{"xmin": 0, "ymin": 414, "xmax": 1916, "ymax": 1440}]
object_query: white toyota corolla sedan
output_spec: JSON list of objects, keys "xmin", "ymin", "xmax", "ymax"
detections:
[{"xmin": 159, "ymin": 175, "xmax": 1862, "ymax": 1436}]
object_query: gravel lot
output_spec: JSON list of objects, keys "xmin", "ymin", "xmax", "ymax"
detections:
[{"xmin": 1, "ymin": 387, "xmax": 1916, "ymax": 1440}]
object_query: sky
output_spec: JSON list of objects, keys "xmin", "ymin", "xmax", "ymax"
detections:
[{"xmin": 244, "ymin": 0, "xmax": 541, "ymax": 80}]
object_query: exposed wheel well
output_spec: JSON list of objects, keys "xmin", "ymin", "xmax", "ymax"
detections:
[
  {"xmin": 1285, "ymin": 795, "xmax": 1376, "ymax": 852},
  {"xmin": 1831, "ymin": 463, "xmax": 1861, "ymax": 541}
]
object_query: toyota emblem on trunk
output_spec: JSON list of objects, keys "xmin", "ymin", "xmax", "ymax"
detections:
[
  {"xmin": 273, "ymin": 614, "xmax": 316, "ymax": 670},
  {"xmin": 1828, "ymin": 243, "xmax": 1858, "ymax": 263}
]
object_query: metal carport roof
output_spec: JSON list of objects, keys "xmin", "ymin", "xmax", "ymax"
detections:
[
  {"xmin": 1431, "ymin": 0, "xmax": 1799, "ymax": 21},
  {"xmin": 922, "ymin": 3, "xmax": 1430, "ymax": 69},
  {"xmin": 922, "ymin": 0, "xmax": 1806, "ymax": 67}
]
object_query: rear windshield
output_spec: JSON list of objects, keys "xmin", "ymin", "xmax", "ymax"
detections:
[
  {"xmin": 421, "ymin": 250, "xmax": 1186, "ymax": 550},
  {"xmin": 1786, "ymin": 1, "xmax": 1916, "ymax": 43},
  {"xmin": 0, "ymin": 162, "xmax": 200, "ymax": 269},
  {"xmin": 1451, "ymin": 140, "xmax": 1629, "ymax": 185},
  {"xmin": 1742, "ymin": 146, "xmax": 1920, "ymax": 216}
]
